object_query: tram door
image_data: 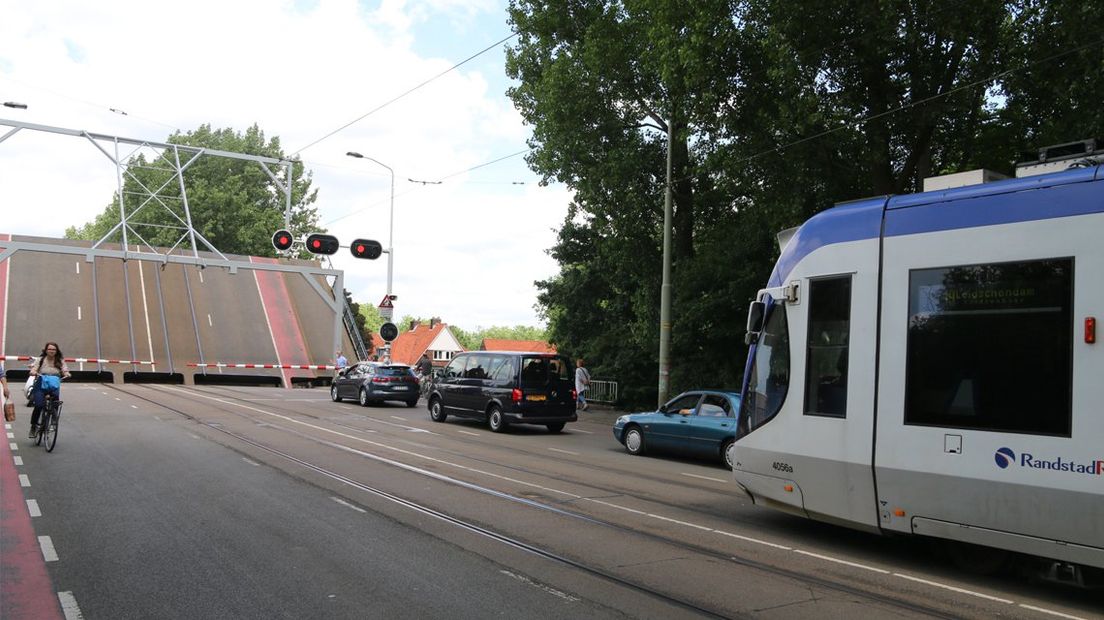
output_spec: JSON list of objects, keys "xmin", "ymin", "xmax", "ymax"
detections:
[
  {"xmin": 874, "ymin": 190, "xmax": 1100, "ymax": 554},
  {"xmin": 778, "ymin": 237, "xmax": 881, "ymax": 530}
]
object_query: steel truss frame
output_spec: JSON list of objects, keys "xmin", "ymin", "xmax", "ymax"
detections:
[{"xmin": 0, "ymin": 118, "xmax": 344, "ymax": 372}]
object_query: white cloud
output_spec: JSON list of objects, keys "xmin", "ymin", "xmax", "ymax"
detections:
[{"xmin": 0, "ymin": 0, "xmax": 568, "ymax": 329}]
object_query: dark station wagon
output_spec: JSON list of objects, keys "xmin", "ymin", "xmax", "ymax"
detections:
[
  {"xmin": 426, "ymin": 351, "xmax": 577, "ymax": 433},
  {"xmin": 331, "ymin": 362, "xmax": 420, "ymax": 407}
]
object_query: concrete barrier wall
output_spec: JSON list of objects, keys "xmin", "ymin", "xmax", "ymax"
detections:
[{"xmin": 0, "ymin": 235, "xmax": 354, "ymax": 386}]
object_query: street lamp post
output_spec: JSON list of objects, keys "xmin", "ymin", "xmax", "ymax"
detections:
[{"xmin": 346, "ymin": 151, "xmax": 396, "ymax": 358}]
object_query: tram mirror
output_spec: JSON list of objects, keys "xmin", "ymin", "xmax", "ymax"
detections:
[{"xmin": 745, "ymin": 301, "xmax": 765, "ymax": 344}]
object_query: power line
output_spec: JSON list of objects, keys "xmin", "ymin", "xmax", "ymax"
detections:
[
  {"xmin": 0, "ymin": 74, "xmax": 179, "ymax": 131},
  {"xmin": 323, "ymin": 148, "xmax": 531, "ymax": 226},
  {"xmin": 291, "ymin": 32, "xmax": 519, "ymax": 157},
  {"xmin": 437, "ymin": 149, "xmax": 529, "ymax": 181}
]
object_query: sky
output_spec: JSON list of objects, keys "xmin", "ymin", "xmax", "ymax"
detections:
[{"xmin": 0, "ymin": 0, "xmax": 573, "ymax": 331}]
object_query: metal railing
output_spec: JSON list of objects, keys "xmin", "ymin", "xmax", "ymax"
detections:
[
  {"xmin": 341, "ymin": 300, "xmax": 369, "ymax": 362},
  {"xmin": 586, "ymin": 379, "xmax": 618, "ymax": 404}
]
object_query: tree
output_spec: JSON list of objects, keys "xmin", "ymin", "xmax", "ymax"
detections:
[
  {"xmin": 65, "ymin": 124, "xmax": 321, "ymax": 258},
  {"xmin": 359, "ymin": 303, "xmax": 385, "ymax": 337},
  {"xmin": 506, "ymin": 0, "xmax": 1070, "ymax": 407},
  {"xmin": 507, "ymin": 0, "xmax": 745, "ymax": 405},
  {"xmin": 343, "ymin": 289, "xmax": 374, "ymax": 357}
]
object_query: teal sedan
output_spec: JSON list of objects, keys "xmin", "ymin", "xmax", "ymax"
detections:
[{"xmin": 612, "ymin": 390, "xmax": 741, "ymax": 469}]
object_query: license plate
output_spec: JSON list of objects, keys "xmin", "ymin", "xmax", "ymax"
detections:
[
  {"xmin": 526, "ymin": 394, "xmax": 546, "ymax": 401},
  {"xmin": 392, "ymin": 386, "xmax": 409, "ymax": 391}
]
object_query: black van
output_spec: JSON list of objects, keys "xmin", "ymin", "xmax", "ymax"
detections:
[{"xmin": 426, "ymin": 351, "xmax": 577, "ymax": 433}]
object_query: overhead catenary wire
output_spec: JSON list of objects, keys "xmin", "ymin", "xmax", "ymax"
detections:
[
  {"xmin": 291, "ymin": 33, "xmax": 519, "ymax": 157},
  {"xmin": 324, "ymin": 148, "xmax": 531, "ymax": 226}
]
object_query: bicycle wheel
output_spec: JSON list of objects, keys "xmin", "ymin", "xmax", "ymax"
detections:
[{"xmin": 44, "ymin": 410, "xmax": 58, "ymax": 452}]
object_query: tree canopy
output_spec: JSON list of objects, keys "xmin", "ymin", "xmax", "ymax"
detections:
[
  {"xmin": 65, "ymin": 124, "xmax": 321, "ymax": 258},
  {"xmin": 506, "ymin": 0, "xmax": 1104, "ymax": 407}
]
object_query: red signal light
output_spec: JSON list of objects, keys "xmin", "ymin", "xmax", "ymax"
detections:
[
  {"xmin": 271, "ymin": 229, "xmax": 294, "ymax": 252},
  {"xmin": 350, "ymin": 238, "xmax": 383, "ymax": 259},
  {"xmin": 1087, "ymin": 317, "xmax": 1097, "ymax": 344},
  {"xmin": 304, "ymin": 233, "xmax": 340, "ymax": 255}
]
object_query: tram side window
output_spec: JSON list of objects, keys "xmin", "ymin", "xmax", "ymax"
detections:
[
  {"xmin": 904, "ymin": 258, "xmax": 1072, "ymax": 436},
  {"xmin": 804, "ymin": 276, "xmax": 851, "ymax": 418}
]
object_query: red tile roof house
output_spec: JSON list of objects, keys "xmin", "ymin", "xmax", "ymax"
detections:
[
  {"xmin": 372, "ymin": 319, "xmax": 465, "ymax": 366},
  {"xmin": 478, "ymin": 339, "xmax": 556, "ymax": 354}
]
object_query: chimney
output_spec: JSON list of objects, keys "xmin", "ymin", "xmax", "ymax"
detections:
[
  {"xmin": 409, "ymin": 320, "xmax": 420, "ymax": 331},
  {"xmin": 429, "ymin": 317, "xmax": 439, "ymax": 329}
]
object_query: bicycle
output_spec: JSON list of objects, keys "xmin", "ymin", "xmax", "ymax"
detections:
[
  {"xmin": 417, "ymin": 371, "xmax": 434, "ymax": 400},
  {"xmin": 33, "ymin": 394, "xmax": 62, "ymax": 452}
]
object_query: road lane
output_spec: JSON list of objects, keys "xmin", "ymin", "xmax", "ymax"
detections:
[
  {"xmin": 5, "ymin": 384, "xmax": 1100, "ymax": 619},
  {"xmin": 5, "ymin": 386, "xmax": 663, "ymax": 619}
]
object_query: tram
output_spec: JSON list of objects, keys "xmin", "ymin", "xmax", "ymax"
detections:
[{"xmin": 736, "ymin": 144, "xmax": 1103, "ymax": 579}]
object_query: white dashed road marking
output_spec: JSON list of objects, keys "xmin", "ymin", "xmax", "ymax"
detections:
[
  {"xmin": 681, "ymin": 473, "xmax": 729, "ymax": 484},
  {"xmin": 39, "ymin": 535, "xmax": 59, "ymax": 561},
  {"xmin": 892, "ymin": 573, "xmax": 1014, "ymax": 603},
  {"xmin": 331, "ymin": 497, "xmax": 367, "ymax": 513},
  {"xmin": 548, "ymin": 448, "xmax": 579, "ymax": 456},
  {"xmin": 793, "ymin": 549, "xmax": 889, "ymax": 573},
  {"xmin": 1018, "ymin": 604, "xmax": 1089, "ymax": 620},
  {"xmin": 27, "ymin": 499, "xmax": 41, "ymax": 517},
  {"xmin": 500, "ymin": 570, "xmax": 579, "ymax": 603},
  {"xmin": 19, "ymin": 474, "xmax": 30, "ymax": 487},
  {"xmin": 58, "ymin": 591, "xmax": 85, "ymax": 620},
  {"xmin": 456, "ymin": 430, "xmax": 481, "ymax": 437},
  {"xmin": 14, "ymin": 456, "xmax": 23, "ymax": 465},
  {"xmin": 242, "ymin": 457, "xmax": 260, "ymax": 467}
]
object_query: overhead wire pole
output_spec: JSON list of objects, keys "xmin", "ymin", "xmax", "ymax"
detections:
[
  {"xmin": 658, "ymin": 114, "xmax": 674, "ymax": 407},
  {"xmin": 346, "ymin": 151, "xmax": 396, "ymax": 363}
]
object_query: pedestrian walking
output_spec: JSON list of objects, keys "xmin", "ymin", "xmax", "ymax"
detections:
[
  {"xmin": 335, "ymin": 350, "xmax": 349, "ymax": 374},
  {"xmin": 575, "ymin": 358, "xmax": 591, "ymax": 411}
]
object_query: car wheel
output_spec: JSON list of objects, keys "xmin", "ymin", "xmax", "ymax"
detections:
[
  {"xmin": 359, "ymin": 388, "xmax": 370, "ymax": 407},
  {"xmin": 546, "ymin": 422, "xmax": 565, "ymax": 433},
  {"xmin": 406, "ymin": 399, "xmax": 419, "ymax": 408},
  {"xmin": 721, "ymin": 439, "xmax": 735, "ymax": 470},
  {"xmin": 487, "ymin": 405, "xmax": 507, "ymax": 433},
  {"xmin": 624, "ymin": 426, "xmax": 646, "ymax": 455},
  {"xmin": 429, "ymin": 398, "xmax": 447, "ymax": 422},
  {"xmin": 330, "ymin": 384, "xmax": 341, "ymax": 402}
]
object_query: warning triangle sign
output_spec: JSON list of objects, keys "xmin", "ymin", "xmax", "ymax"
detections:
[{"xmin": 378, "ymin": 295, "xmax": 393, "ymax": 309}]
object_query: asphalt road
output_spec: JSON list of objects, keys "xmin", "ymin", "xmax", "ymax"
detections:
[{"xmin": 5, "ymin": 385, "xmax": 1101, "ymax": 619}]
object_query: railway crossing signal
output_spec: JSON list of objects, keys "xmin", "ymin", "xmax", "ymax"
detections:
[
  {"xmin": 271, "ymin": 229, "xmax": 294, "ymax": 252},
  {"xmin": 305, "ymin": 233, "xmax": 340, "ymax": 255},
  {"xmin": 350, "ymin": 239, "xmax": 383, "ymax": 260}
]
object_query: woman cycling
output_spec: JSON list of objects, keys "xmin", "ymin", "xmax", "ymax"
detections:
[{"xmin": 28, "ymin": 342, "xmax": 71, "ymax": 439}]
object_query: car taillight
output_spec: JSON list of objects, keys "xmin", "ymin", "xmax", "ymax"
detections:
[
  {"xmin": 572, "ymin": 388, "xmax": 577, "ymax": 402},
  {"xmin": 511, "ymin": 388, "xmax": 523, "ymax": 403}
]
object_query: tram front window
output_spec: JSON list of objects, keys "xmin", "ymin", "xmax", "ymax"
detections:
[{"xmin": 739, "ymin": 300, "xmax": 789, "ymax": 438}]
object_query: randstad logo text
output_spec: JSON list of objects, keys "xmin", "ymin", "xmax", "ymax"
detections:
[{"xmin": 994, "ymin": 447, "xmax": 1104, "ymax": 476}]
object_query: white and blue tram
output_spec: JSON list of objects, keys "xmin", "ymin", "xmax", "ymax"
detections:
[{"xmin": 737, "ymin": 159, "xmax": 1103, "ymax": 576}]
